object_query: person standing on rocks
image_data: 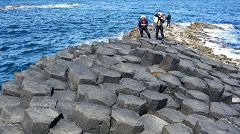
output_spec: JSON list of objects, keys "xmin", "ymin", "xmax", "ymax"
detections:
[
  {"xmin": 138, "ymin": 15, "xmax": 151, "ymax": 38},
  {"xmin": 155, "ymin": 12, "xmax": 165, "ymax": 40},
  {"xmin": 166, "ymin": 12, "xmax": 171, "ymax": 27}
]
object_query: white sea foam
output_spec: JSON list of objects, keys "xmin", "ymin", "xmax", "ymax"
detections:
[
  {"xmin": 212, "ymin": 23, "xmax": 235, "ymax": 30},
  {"xmin": 0, "ymin": 3, "xmax": 80, "ymax": 10},
  {"xmin": 177, "ymin": 22, "xmax": 192, "ymax": 27}
]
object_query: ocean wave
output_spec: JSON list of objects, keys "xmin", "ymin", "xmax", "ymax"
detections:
[
  {"xmin": 0, "ymin": 3, "xmax": 80, "ymax": 10},
  {"xmin": 177, "ymin": 22, "xmax": 192, "ymax": 27},
  {"xmin": 212, "ymin": 23, "xmax": 235, "ymax": 30}
]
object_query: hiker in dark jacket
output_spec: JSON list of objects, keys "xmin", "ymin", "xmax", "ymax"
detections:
[
  {"xmin": 138, "ymin": 15, "xmax": 151, "ymax": 38},
  {"xmin": 166, "ymin": 12, "xmax": 171, "ymax": 27},
  {"xmin": 155, "ymin": 12, "xmax": 165, "ymax": 40}
]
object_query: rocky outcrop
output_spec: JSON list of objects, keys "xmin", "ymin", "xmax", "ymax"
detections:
[{"xmin": 0, "ymin": 33, "xmax": 240, "ymax": 134}]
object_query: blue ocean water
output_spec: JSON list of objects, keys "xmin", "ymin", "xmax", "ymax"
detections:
[{"xmin": 0, "ymin": 0, "xmax": 240, "ymax": 85}]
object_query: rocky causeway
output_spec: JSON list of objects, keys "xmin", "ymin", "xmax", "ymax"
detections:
[{"xmin": 0, "ymin": 24, "xmax": 240, "ymax": 133}]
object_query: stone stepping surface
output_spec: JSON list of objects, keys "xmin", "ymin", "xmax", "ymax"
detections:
[{"xmin": 1, "ymin": 38, "xmax": 240, "ymax": 133}]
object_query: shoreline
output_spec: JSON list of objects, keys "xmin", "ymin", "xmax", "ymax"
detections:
[{"xmin": 0, "ymin": 25, "xmax": 240, "ymax": 133}]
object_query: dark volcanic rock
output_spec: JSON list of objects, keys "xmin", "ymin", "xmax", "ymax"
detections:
[
  {"xmin": 111, "ymin": 63, "xmax": 135, "ymax": 78},
  {"xmin": 110, "ymin": 108, "xmax": 144, "ymax": 134},
  {"xmin": 159, "ymin": 54, "xmax": 180, "ymax": 71},
  {"xmin": 158, "ymin": 74, "xmax": 181, "ymax": 89},
  {"xmin": 181, "ymin": 76, "xmax": 207, "ymax": 92},
  {"xmin": 155, "ymin": 108, "xmax": 186, "ymax": 123},
  {"xmin": 141, "ymin": 49, "xmax": 165, "ymax": 66},
  {"xmin": 0, "ymin": 95, "xmax": 20, "ymax": 112},
  {"xmin": 210, "ymin": 102, "xmax": 240, "ymax": 119},
  {"xmin": 162, "ymin": 123, "xmax": 193, "ymax": 134},
  {"xmin": 205, "ymin": 79, "xmax": 224, "ymax": 102},
  {"xmin": 117, "ymin": 78, "xmax": 146, "ymax": 96},
  {"xmin": 185, "ymin": 90, "xmax": 210, "ymax": 103},
  {"xmin": 72, "ymin": 102, "xmax": 111, "ymax": 134},
  {"xmin": 140, "ymin": 90, "xmax": 168, "ymax": 112},
  {"xmin": 2, "ymin": 82, "xmax": 21, "ymax": 97},
  {"xmin": 117, "ymin": 94, "xmax": 147, "ymax": 115},
  {"xmin": 92, "ymin": 66, "xmax": 121, "ymax": 84},
  {"xmin": 77, "ymin": 84, "xmax": 100, "ymax": 101},
  {"xmin": 44, "ymin": 61, "xmax": 68, "ymax": 81},
  {"xmin": 141, "ymin": 114, "xmax": 169, "ymax": 134},
  {"xmin": 181, "ymin": 99, "xmax": 209, "ymax": 115},
  {"xmin": 49, "ymin": 119, "xmax": 83, "ymax": 134}
]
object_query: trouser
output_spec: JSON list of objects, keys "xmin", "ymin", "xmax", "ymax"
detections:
[
  {"xmin": 167, "ymin": 21, "xmax": 171, "ymax": 27},
  {"xmin": 156, "ymin": 25, "xmax": 164, "ymax": 39},
  {"xmin": 139, "ymin": 27, "xmax": 151, "ymax": 38}
]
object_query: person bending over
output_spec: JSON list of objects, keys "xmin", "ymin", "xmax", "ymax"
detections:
[
  {"xmin": 138, "ymin": 15, "xmax": 151, "ymax": 38},
  {"xmin": 155, "ymin": 12, "xmax": 165, "ymax": 40}
]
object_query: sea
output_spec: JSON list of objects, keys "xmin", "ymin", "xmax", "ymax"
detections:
[{"xmin": 0, "ymin": 0, "xmax": 240, "ymax": 87}]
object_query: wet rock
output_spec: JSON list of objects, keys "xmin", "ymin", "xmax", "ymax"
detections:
[
  {"xmin": 72, "ymin": 102, "xmax": 111, "ymax": 134},
  {"xmin": 111, "ymin": 63, "xmax": 135, "ymax": 78},
  {"xmin": 141, "ymin": 114, "xmax": 169, "ymax": 134},
  {"xmin": 162, "ymin": 123, "xmax": 193, "ymax": 134},
  {"xmin": 117, "ymin": 94, "xmax": 147, "ymax": 115},
  {"xmin": 44, "ymin": 61, "xmax": 68, "ymax": 81},
  {"xmin": 117, "ymin": 78, "xmax": 146, "ymax": 96},
  {"xmin": 2, "ymin": 82, "xmax": 21, "ymax": 97},
  {"xmin": 123, "ymin": 55, "xmax": 141, "ymax": 64},
  {"xmin": 110, "ymin": 108, "xmax": 144, "ymax": 134},
  {"xmin": 140, "ymin": 90, "xmax": 168, "ymax": 112},
  {"xmin": 205, "ymin": 79, "xmax": 224, "ymax": 102},
  {"xmin": 181, "ymin": 76, "xmax": 207, "ymax": 92},
  {"xmin": 57, "ymin": 50, "xmax": 74, "ymax": 61},
  {"xmin": 29, "ymin": 96, "xmax": 56, "ymax": 108},
  {"xmin": 68, "ymin": 62, "xmax": 96, "ymax": 90},
  {"xmin": 210, "ymin": 102, "xmax": 240, "ymax": 119},
  {"xmin": 155, "ymin": 108, "xmax": 186, "ymax": 123},
  {"xmin": 0, "ymin": 95, "xmax": 20, "ymax": 112},
  {"xmin": 158, "ymin": 74, "xmax": 181, "ymax": 89},
  {"xmin": 45, "ymin": 78, "xmax": 67, "ymax": 90},
  {"xmin": 86, "ymin": 88, "xmax": 117, "ymax": 107},
  {"xmin": 159, "ymin": 54, "xmax": 180, "ymax": 71},
  {"xmin": 26, "ymin": 107, "xmax": 61, "ymax": 134},
  {"xmin": 51, "ymin": 90, "xmax": 76, "ymax": 102},
  {"xmin": 73, "ymin": 55, "xmax": 94, "ymax": 68},
  {"xmin": 185, "ymin": 90, "xmax": 209, "ymax": 103},
  {"xmin": 181, "ymin": 99, "xmax": 209, "ymax": 115},
  {"xmin": 77, "ymin": 84, "xmax": 99, "ymax": 101},
  {"xmin": 140, "ymin": 49, "xmax": 165, "ymax": 66},
  {"xmin": 92, "ymin": 66, "xmax": 121, "ymax": 84},
  {"xmin": 49, "ymin": 119, "xmax": 83, "ymax": 134}
]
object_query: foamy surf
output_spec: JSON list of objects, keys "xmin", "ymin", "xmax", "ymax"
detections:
[{"xmin": 0, "ymin": 3, "xmax": 80, "ymax": 10}]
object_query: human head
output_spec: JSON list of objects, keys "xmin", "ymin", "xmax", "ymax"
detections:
[
  {"xmin": 141, "ymin": 15, "xmax": 146, "ymax": 19},
  {"xmin": 158, "ymin": 12, "xmax": 163, "ymax": 16}
]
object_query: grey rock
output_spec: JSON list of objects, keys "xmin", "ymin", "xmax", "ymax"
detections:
[
  {"xmin": 210, "ymin": 102, "xmax": 240, "ymax": 119},
  {"xmin": 221, "ymin": 91, "xmax": 233, "ymax": 104},
  {"xmin": 221, "ymin": 77, "xmax": 240, "ymax": 87},
  {"xmin": 51, "ymin": 90, "xmax": 76, "ymax": 102},
  {"xmin": 0, "ymin": 124, "xmax": 25, "ymax": 134},
  {"xmin": 26, "ymin": 107, "xmax": 60, "ymax": 134},
  {"xmin": 196, "ymin": 62, "xmax": 212, "ymax": 71},
  {"xmin": 158, "ymin": 74, "xmax": 181, "ymax": 89},
  {"xmin": 141, "ymin": 49, "xmax": 166, "ymax": 66},
  {"xmin": 143, "ymin": 80, "xmax": 166, "ymax": 93},
  {"xmin": 95, "ymin": 45, "xmax": 117, "ymax": 57},
  {"xmin": 0, "ymin": 95, "xmax": 20, "ymax": 112},
  {"xmin": 155, "ymin": 108, "xmax": 186, "ymax": 123},
  {"xmin": 141, "ymin": 114, "xmax": 169, "ymax": 134},
  {"xmin": 44, "ymin": 61, "xmax": 68, "ymax": 81},
  {"xmin": 56, "ymin": 101, "xmax": 76, "ymax": 119},
  {"xmin": 117, "ymin": 94, "xmax": 147, "ymax": 115},
  {"xmin": 129, "ymin": 48, "xmax": 147, "ymax": 58},
  {"xmin": 134, "ymin": 70, "xmax": 159, "ymax": 83},
  {"xmin": 164, "ymin": 94, "xmax": 180, "ymax": 110},
  {"xmin": 217, "ymin": 63, "xmax": 238, "ymax": 74},
  {"xmin": 216, "ymin": 118, "xmax": 240, "ymax": 134},
  {"xmin": 168, "ymin": 71, "xmax": 185, "ymax": 78},
  {"xmin": 165, "ymin": 47, "xmax": 179, "ymax": 54},
  {"xmin": 67, "ymin": 62, "xmax": 96, "ymax": 90},
  {"xmin": 123, "ymin": 55, "xmax": 141, "ymax": 64},
  {"xmin": 111, "ymin": 63, "xmax": 135, "ymax": 78},
  {"xmin": 73, "ymin": 55, "xmax": 94, "ymax": 68},
  {"xmin": 77, "ymin": 84, "xmax": 100, "ymax": 101},
  {"xmin": 146, "ymin": 65, "xmax": 167, "ymax": 75},
  {"xmin": 173, "ymin": 92, "xmax": 190, "ymax": 105},
  {"xmin": 186, "ymin": 90, "xmax": 209, "ymax": 103},
  {"xmin": 92, "ymin": 66, "xmax": 121, "ymax": 84},
  {"xmin": 200, "ymin": 58, "xmax": 222, "ymax": 68},
  {"xmin": 194, "ymin": 119, "xmax": 228, "ymax": 134},
  {"xmin": 110, "ymin": 108, "xmax": 144, "ymax": 134},
  {"xmin": 49, "ymin": 119, "xmax": 83, "ymax": 134},
  {"xmin": 162, "ymin": 123, "xmax": 193, "ymax": 134},
  {"xmin": 45, "ymin": 78, "xmax": 67, "ymax": 90},
  {"xmin": 140, "ymin": 90, "xmax": 168, "ymax": 112},
  {"xmin": 181, "ymin": 99, "xmax": 209, "ymax": 115},
  {"xmin": 0, "ymin": 107, "xmax": 25, "ymax": 124},
  {"xmin": 230, "ymin": 73, "xmax": 240, "ymax": 80},
  {"xmin": 57, "ymin": 50, "xmax": 74, "ymax": 61},
  {"xmin": 97, "ymin": 55, "xmax": 122, "ymax": 68},
  {"xmin": 177, "ymin": 59, "xmax": 196, "ymax": 76},
  {"xmin": 86, "ymin": 88, "xmax": 117, "ymax": 107},
  {"xmin": 209, "ymin": 70, "xmax": 229, "ymax": 80},
  {"xmin": 160, "ymin": 54, "xmax": 180, "ymax": 71},
  {"xmin": 229, "ymin": 117, "xmax": 240, "ymax": 128},
  {"xmin": 72, "ymin": 102, "xmax": 111, "ymax": 134},
  {"xmin": 181, "ymin": 76, "xmax": 207, "ymax": 92},
  {"xmin": 117, "ymin": 78, "xmax": 146, "ymax": 96},
  {"xmin": 154, "ymin": 43, "xmax": 168, "ymax": 52},
  {"xmin": 29, "ymin": 96, "xmax": 56, "ymax": 108},
  {"xmin": 2, "ymin": 82, "xmax": 21, "ymax": 97},
  {"xmin": 205, "ymin": 79, "xmax": 224, "ymax": 102},
  {"xmin": 100, "ymin": 83, "xmax": 119, "ymax": 95},
  {"xmin": 182, "ymin": 114, "xmax": 215, "ymax": 129}
]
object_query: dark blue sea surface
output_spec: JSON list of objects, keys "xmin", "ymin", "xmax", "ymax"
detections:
[{"xmin": 0, "ymin": 0, "xmax": 240, "ymax": 85}]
